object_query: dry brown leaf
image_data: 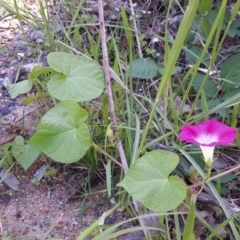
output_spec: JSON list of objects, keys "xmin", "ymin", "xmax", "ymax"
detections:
[
  {"xmin": 0, "ymin": 133, "xmax": 18, "ymax": 146},
  {"xmin": 0, "ymin": 167, "xmax": 20, "ymax": 190}
]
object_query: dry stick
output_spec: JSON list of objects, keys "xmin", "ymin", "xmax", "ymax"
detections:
[
  {"xmin": 97, "ymin": 0, "xmax": 128, "ymax": 173},
  {"xmin": 187, "ymin": 163, "xmax": 240, "ymax": 190},
  {"xmin": 98, "ymin": 1, "xmax": 150, "ymax": 238},
  {"xmin": 0, "ymin": 222, "xmax": 2, "ymax": 235},
  {"xmin": 97, "ymin": 1, "xmax": 149, "ymax": 238},
  {"xmin": 92, "ymin": 142, "xmax": 127, "ymax": 171},
  {"xmin": 0, "ymin": 13, "xmax": 13, "ymax": 21},
  {"xmin": 40, "ymin": 213, "xmax": 63, "ymax": 240}
]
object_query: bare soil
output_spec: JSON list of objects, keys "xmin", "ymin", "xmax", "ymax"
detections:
[{"xmin": 0, "ymin": 158, "xmax": 134, "ymax": 240}]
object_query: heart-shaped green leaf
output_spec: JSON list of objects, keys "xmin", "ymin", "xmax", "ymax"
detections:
[
  {"xmin": 29, "ymin": 100, "xmax": 90, "ymax": 163},
  {"xmin": 193, "ymin": 73, "xmax": 218, "ymax": 98},
  {"xmin": 7, "ymin": 79, "xmax": 33, "ymax": 98},
  {"xmin": 185, "ymin": 46, "xmax": 209, "ymax": 65},
  {"xmin": 29, "ymin": 66, "xmax": 52, "ymax": 82},
  {"xmin": 220, "ymin": 53, "xmax": 240, "ymax": 90},
  {"xmin": 128, "ymin": 58, "xmax": 158, "ymax": 79},
  {"xmin": 228, "ymin": 18, "xmax": 240, "ymax": 37},
  {"xmin": 222, "ymin": 88, "xmax": 239, "ymax": 100},
  {"xmin": 118, "ymin": 150, "xmax": 186, "ymax": 212},
  {"xmin": 198, "ymin": 0, "xmax": 213, "ymax": 15},
  {"xmin": 47, "ymin": 52, "xmax": 105, "ymax": 102},
  {"xmin": 158, "ymin": 66, "xmax": 182, "ymax": 76},
  {"xmin": 12, "ymin": 136, "xmax": 40, "ymax": 170}
]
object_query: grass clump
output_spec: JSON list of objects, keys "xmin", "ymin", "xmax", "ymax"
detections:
[{"xmin": 1, "ymin": 0, "xmax": 240, "ymax": 239}]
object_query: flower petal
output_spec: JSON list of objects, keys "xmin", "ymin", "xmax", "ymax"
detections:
[
  {"xmin": 179, "ymin": 120, "xmax": 237, "ymax": 146},
  {"xmin": 199, "ymin": 145, "xmax": 214, "ymax": 163}
]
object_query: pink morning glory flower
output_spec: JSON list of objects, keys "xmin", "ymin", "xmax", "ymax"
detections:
[{"xmin": 179, "ymin": 120, "xmax": 237, "ymax": 164}]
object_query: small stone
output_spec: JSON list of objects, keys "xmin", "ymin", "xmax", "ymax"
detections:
[
  {"xmin": 26, "ymin": 50, "xmax": 32, "ymax": 57},
  {"xmin": 32, "ymin": 221, "xmax": 38, "ymax": 226},
  {"xmin": 46, "ymin": 191, "xmax": 51, "ymax": 199},
  {"xmin": 1, "ymin": 70, "xmax": 6, "ymax": 74},
  {"xmin": 0, "ymin": 194, "xmax": 10, "ymax": 204},
  {"xmin": 2, "ymin": 89, "xmax": 10, "ymax": 97},
  {"xmin": 40, "ymin": 219, "xmax": 50, "ymax": 228},
  {"xmin": 7, "ymin": 34, "xmax": 13, "ymax": 40},
  {"xmin": 8, "ymin": 100, "xmax": 16, "ymax": 108},
  {"xmin": 93, "ymin": 207, "xmax": 100, "ymax": 217},
  {"xmin": 19, "ymin": 45, "xmax": 28, "ymax": 52},
  {"xmin": 15, "ymin": 34, "xmax": 25, "ymax": 40},
  {"xmin": 17, "ymin": 53, "xmax": 25, "ymax": 59},
  {"xmin": 71, "ymin": 217, "xmax": 78, "ymax": 226},
  {"xmin": 1, "ymin": 61, "xmax": 10, "ymax": 68},
  {"xmin": 22, "ymin": 62, "xmax": 41, "ymax": 72},
  {"xmin": 36, "ymin": 38, "xmax": 44, "ymax": 44},
  {"xmin": 43, "ymin": 219, "xmax": 50, "ymax": 226},
  {"xmin": 0, "ymin": 107, "xmax": 10, "ymax": 116},
  {"xmin": 9, "ymin": 107, "xmax": 14, "ymax": 112},
  {"xmin": 2, "ymin": 77, "xmax": 10, "ymax": 87},
  {"xmin": 11, "ymin": 59, "xmax": 19, "ymax": 65},
  {"xmin": 106, "ymin": 214, "xmax": 117, "ymax": 224}
]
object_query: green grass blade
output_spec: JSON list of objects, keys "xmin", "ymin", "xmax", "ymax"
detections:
[
  {"xmin": 183, "ymin": 200, "xmax": 196, "ymax": 240},
  {"xmin": 206, "ymin": 213, "xmax": 240, "ymax": 240},
  {"xmin": 178, "ymin": 146, "xmax": 240, "ymax": 239},
  {"xmin": 186, "ymin": 0, "xmax": 227, "ymax": 121},
  {"xmin": 131, "ymin": 113, "xmax": 141, "ymax": 165},
  {"xmin": 137, "ymin": 0, "xmax": 199, "ymax": 158}
]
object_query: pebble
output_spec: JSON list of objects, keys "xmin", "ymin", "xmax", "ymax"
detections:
[
  {"xmin": 2, "ymin": 77, "xmax": 10, "ymax": 87},
  {"xmin": 0, "ymin": 193, "xmax": 10, "ymax": 204},
  {"xmin": 15, "ymin": 33, "xmax": 25, "ymax": 40},
  {"xmin": 8, "ymin": 100, "xmax": 16, "ymax": 108},
  {"xmin": 2, "ymin": 61, "xmax": 10, "ymax": 68},
  {"xmin": 11, "ymin": 59, "xmax": 19, "ymax": 65},
  {"xmin": 0, "ymin": 107, "xmax": 11, "ymax": 116},
  {"xmin": 46, "ymin": 190, "xmax": 51, "ymax": 199},
  {"xmin": 106, "ymin": 213, "xmax": 117, "ymax": 224},
  {"xmin": 93, "ymin": 207, "xmax": 100, "ymax": 217},
  {"xmin": 32, "ymin": 221, "xmax": 38, "ymax": 226},
  {"xmin": 19, "ymin": 45, "xmax": 28, "ymax": 52},
  {"xmin": 36, "ymin": 39, "xmax": 44, "ymax": 44},
  {"xmin": 40, "ymin": 219, "xmax": 50, "ymax": 228},
  {"xmin": 2, "ymin": 89, "xmax": 10, "ymax": 97}
]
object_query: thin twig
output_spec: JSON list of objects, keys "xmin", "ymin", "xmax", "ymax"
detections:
[
  {"xmin": 187, "ymin": 164, "xmax": 240, "ymax": 190},
  {"xmin": 97, "ymin": 0, "xmax": 128, "ymax": 173},
  {"xmin": 0, "ymin": 13, "xmax": 13, "ymax": 22},
  {"xmin": 98, "ymin": 2, "xmax": 151, "ymax": 238},
  {"xmin": 0, "ymin": 222, "xmax": 2, "ymax": 235},
  {"xmin": 92, "ymin": 143, "xmax": 127, "ymax": 171},
  {"xmin": 40, "ymin": 213, "xmax": 63, "ymax": 240}
]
